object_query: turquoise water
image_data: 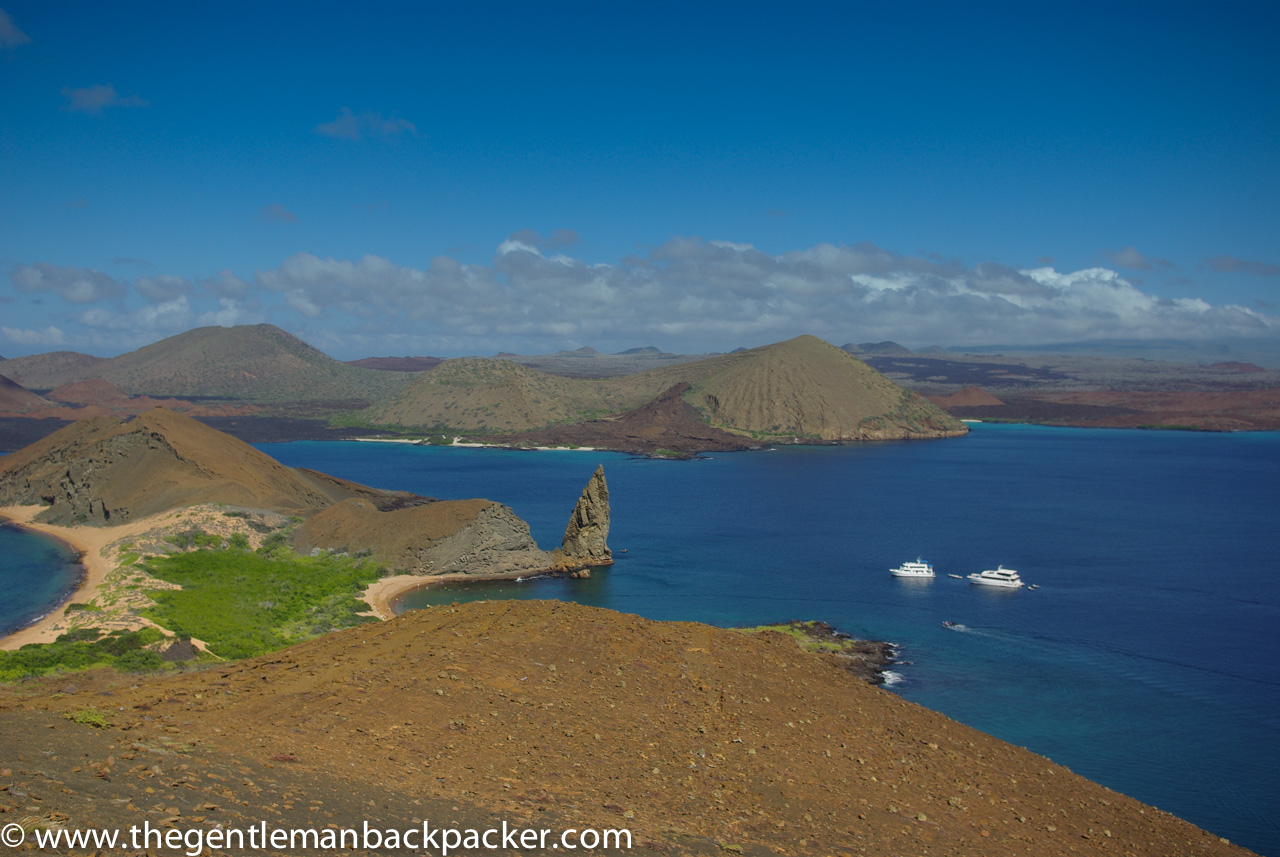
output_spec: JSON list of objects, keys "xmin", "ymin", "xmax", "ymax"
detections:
[
  {"xmin": 4, "ymin": 425, "xmax": 1278, "ymax": 853},
  {"xmin": 0, "ymin": 522, "xmax": 82, "ymax": 638}
]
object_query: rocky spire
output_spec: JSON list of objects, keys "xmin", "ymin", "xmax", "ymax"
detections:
[{"xmin": 558, "ymin": 465, "xmax": 612, "ymax": 566}]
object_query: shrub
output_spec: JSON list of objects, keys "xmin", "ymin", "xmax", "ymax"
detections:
[{"xmin": 141, "ymin": 549, "xmax": 382, "ymax": 660}]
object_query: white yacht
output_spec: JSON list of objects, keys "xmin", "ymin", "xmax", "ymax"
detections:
[
  {"xmin": 967, "ymin": 565, "xmax": 1024, "ymax": 588},
  {"xmin": 890, "ymin": 558, "xmax": 935, "ymax": 578}
]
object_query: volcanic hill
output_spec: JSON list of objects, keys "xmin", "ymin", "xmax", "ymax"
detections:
[
  {"xmin": 2, "ymin": 599, "xmax": 1253, "ymax": 856},
  {"xmin": 0, "ymin": 408, "xmax": 399, "ymax": 525},
  {"xmin": 373, "ymin": 357, "xmax": 635, "ymax": 432},
  {"xmin": 0, "ymin": 350, "xmax": 108, "ymax": 390},
  {"xmin": 375, "ymin": 335, "xmax": 965, "ymax": 444},
  {"xmin": 0, "ymin": 325, "xmax": 413, "ymax": 402},
  {"xmin": 485, "ymin": 382, "xmax": 766, "ymax": 456},
  {"xmin": 0, "ymin": 374, "xmax": 49, "ymax": 413},
  {"xmin": 649, "ymin": 335, "xmax": 966, "ymax": 440}
]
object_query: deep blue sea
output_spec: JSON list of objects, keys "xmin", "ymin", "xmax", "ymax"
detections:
[
  {"xmin": 0, "ymin": 522, "xmax": 82, "ymax": 638},
  {"xmin": 4, "ymin": 424, "xmax": 1278, "ymax": 854}
]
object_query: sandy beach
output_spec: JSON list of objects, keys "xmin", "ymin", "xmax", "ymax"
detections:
[
  {"xmin": 0, "ymin": 505, "xmax": 168, "ymax": 650},
  {"xmin": 2, "ymin": 502, "xmax": 553, "ymax": 647},
  {"xmin": 360, "ymin": 568, "xmax": 543, "ymax": 619}
]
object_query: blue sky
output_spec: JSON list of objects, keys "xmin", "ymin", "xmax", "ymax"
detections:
[{"xmin": 2, "ymin": 1, "xmax": 1278, "ymax": 360}]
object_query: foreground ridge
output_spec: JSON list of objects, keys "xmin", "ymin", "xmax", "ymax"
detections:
[{"xmin": 5, "ymin": 600, "xmax": 1253, "ymax": 856}]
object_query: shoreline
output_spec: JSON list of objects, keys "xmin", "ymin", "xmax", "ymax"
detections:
[
  {"xmin": 0, "ymin": 506, "xmax": 173, "ymax": 650},
  {"xmin": 351, "ymin": 435, "xmax": 602, "ymax": 452},
  {"xmin": 361, "ymin": 567, "xmax": 570, "ymax": 619}
]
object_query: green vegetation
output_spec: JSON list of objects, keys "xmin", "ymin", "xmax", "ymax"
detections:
[
  {"xmin": 737, "ymin": 621, "xmax": 852, "ymax": 654},
  {"xmin": 0, "ymin": 627, "xmax": 168, "ymax": 682},
  {"xmin": 166, "ymin": 528, "xmax": 224, "ymax": 550},
  {"xmin": 68, "ymin": 707, "xmax": 113, "ymax": 728},
  {"xmin": 141, "ymin": 547, "xmax": 385, "ymax": 660}
]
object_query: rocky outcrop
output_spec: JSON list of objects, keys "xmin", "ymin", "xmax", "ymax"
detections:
[
  {"xmin": 293, "ymin": 497, "xmax": 553, "ymax": 577},
  {"xmin": 555, "ymin": 465, "xmax": 612, "ymax": 568},
  {"xmin": 299, "ymin": 465, "xmax": 615, "ymax": 578}
]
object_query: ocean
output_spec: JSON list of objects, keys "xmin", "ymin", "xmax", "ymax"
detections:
[
  {"xmin": 0, "ymin": 521, "xmax": 83, "ymax": 638},
  {"xmin": 4, "ymin": 424, "xmax": 1278, "ymax": 854}
]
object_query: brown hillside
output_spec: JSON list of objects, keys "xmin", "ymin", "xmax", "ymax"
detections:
[
  {"xmin": 648, "ymin": 336, "xmax": 967, "ymax": 440},
  {"xmin": 294, "ymin": 496, "xmax": 556, "ymax": 577},
  {"xmin": 9, "ymin": 600, "xmax": 1253, "ymax": 857},
  {"xmin": 47, "ymin": 376, "xmax": 130, "ymax": 404},
  {"xmin": 0, "ymin": 374, "xmax": 49, "ymax": 413},
  {"xmin": 378, "ymin": 337, "xmax": 965, "ymax": 443},
  {"xmin": 928, "ymin": 385, "xmax": 1006, "ymax": 408},
  {"xmin": 373, "ymin": 358, "xmax": 638, "ymax": 432},
  {"xmin": 93, "ymin": 324, "xmax": 414, "ymax": 401},
  {"xmin": 0, "ymin": 350, "xmax": 107, "ymax": 389},
  {"xmin": 2, "ymin": 325, "xmax": 414, "ymax": 402},
  {"xmin": 0, "ymin": 408, "xmax": 402, "ymax": 525},
  {"xmin": 489, "ymin": 382, "xmax": 765, "ymax": 455}
]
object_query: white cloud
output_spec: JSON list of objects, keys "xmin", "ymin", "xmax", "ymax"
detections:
[
  {"xmin": 244, "ymin": 238, "xmax": 1276, "ymax": 352},
  {"xmin": 313, "ymin": 108, "xmax": 418, "ymax": 140},
  {"xmin": 1, "ymin": 326, "xmax": 65, "ymax": 347},
  {"xmin": 135, "ymin": 275, "xmax": 192, "ymax": 302},
  {"xmin": 200, "ymin": 270, "xmax": 253, "ymax": 299},
  {"xmin": 61, "ymin": 84, "xmax": 149, "ymax": 114},
  {"xmin": 197, "ymin": 298, "xmax": 264, "ymax": 328},
  {"xmin": 0, "ymin": 9, "xmax": 30, "ymax": 49},
  {"xmin": 11, "ymin": 263, "xmax": 127, "ymax": 303},
  {"xmin": 10, "ymin": 239, "xmax": 1277, "ymax": 357},
  {"xmin": 80, "ymin": 296, "xmax": 193, "ymax": 333}
]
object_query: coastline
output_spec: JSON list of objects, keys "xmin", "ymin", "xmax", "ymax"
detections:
[
  {"xmin": 352, "ymin": 435, "xmax": 601, "ymax": 452},
  {"xmin": 361, "ymin": 568, "xmax": 557, "ymax": 619},
  {"xmin": 0, "ymin": 506, "xmax": 167, "ymax": 650}
]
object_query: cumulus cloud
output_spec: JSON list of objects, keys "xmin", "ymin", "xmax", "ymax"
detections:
[
  {"xmin": 0, "ymin": 8, "xmax": 30, "ymax": 49},
  {"xmin": 10, "ymin": 239, "xmax": 1277, "ymax": 356},
  {"xmin": 244, "ymin": 238, "xmax": 1275, "ymax": 352},
  {"xmin": 259, "ymin": 204, "xmax": 298, "ymax": 223},
  {"xmin": 1205, "ymin": 254, "xmax": 1280, "ymax": 277},
  {"xmin": 1105, "ymin": 245, "xmax": 1173, "ymax": 271},
  {"xmin": 1, "ymin": 326, "xmax": 65, "ymax": 347},
  {"xmin": 313, "ymin": 108, "xmax": 418, "ymax": 140},
  {"xmin": 200, "ymin": 270, "xmax": 253, "ymax": 299},
  {"xmin": 135, "ymin": 275, "xmax": 192, "ymax": 302},
  {"xmin": 11, "ymin": 263, "xmax": 127, "ymax": 304}
]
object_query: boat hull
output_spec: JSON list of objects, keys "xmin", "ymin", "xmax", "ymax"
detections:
[{"xmin": 966, "ymin": 573, "xmax": 1023, "ymax": 588}]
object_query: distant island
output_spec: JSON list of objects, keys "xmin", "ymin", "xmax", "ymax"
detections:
[{"xmin": 2, "ymin": 325, "xmax": 1278, "ymax": 455}]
